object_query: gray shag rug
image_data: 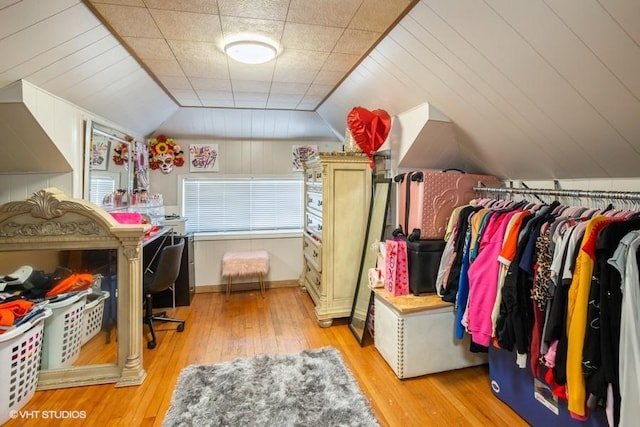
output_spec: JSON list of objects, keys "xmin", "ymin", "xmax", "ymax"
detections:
[{"xmin": 163, "ymin": 346, "xmax": 379, "ymax": 427}]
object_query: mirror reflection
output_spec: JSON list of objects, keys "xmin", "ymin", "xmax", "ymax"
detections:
[
  {"xmin": 84, "ymin": 120, "xmax": 149, "ymax": 209},
  {"xmin": 349, "ymin": 178, "xmax": 392, "ymax": 345},
  {"xmin": 0, "ymin": 249, "xmax": 118, "ymax": 373}
]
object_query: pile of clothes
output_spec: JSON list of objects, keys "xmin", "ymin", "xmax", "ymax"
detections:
[{"xmin": 0, "ymin": 265, "xmax": 95, "ymax": 334}]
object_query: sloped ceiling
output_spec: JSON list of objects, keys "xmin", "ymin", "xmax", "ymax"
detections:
[
  {"xmin": 0, "ymin": 0, "xmax": 176, "ymax": 136},
  {"xmin": 320, "ymin": 0, "xmax": 640, "ymax": 179},
  {"xmin": 2, "ymin": 0, "xmax": 640, "ymax": 180}
]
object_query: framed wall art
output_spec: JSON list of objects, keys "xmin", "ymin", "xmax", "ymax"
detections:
[
  {"xmin": 292, "ymin": 144, "xmax": 318, "ymax": 171},
  {"xmin": 89, "ymin": 137, "xmax": 109, "ymax": 171},
  {"xmin": 189, "ymin": 143, "xmax": 219, "ymax": 172}
]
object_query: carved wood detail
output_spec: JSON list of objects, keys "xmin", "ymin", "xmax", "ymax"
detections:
[{"xmin": 0, "ymin": 187, "xmax": 147, "ymax": 389}]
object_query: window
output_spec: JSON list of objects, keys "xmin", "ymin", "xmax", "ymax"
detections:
[
  {"xmin": 89, "ymin": 176, "xmax": 116, "ymax": 206},
  {"xmin": 182, "ymin": 178, "xmax": 303, "ymax": 234}
]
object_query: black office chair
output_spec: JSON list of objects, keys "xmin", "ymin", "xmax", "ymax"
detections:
[{"xmin": 143, "ymin": 239, "xmax": 185, "ymax": 349}]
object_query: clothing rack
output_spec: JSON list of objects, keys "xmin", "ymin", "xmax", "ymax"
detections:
[{"xmin": 473, "ymin": 184, "xmax": 640, "ymax": 202}]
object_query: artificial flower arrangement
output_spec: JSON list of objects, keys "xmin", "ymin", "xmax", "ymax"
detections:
[
  {"xmin": 112, "ymin": 136, "xmax": 133, "ymax": 166},
  {"xmin": 148, "ymin": 134, "xmax": 185, "ymax": 174}
]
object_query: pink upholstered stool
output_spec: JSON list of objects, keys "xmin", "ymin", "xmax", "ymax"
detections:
[{"xmin": 222, "ymin": 250, "xmax": 270, "ymax": 299}]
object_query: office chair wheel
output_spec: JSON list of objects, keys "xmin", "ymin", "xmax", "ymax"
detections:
[
  {"xmin": 147, "ymin": 340, "xmax": 156, "ymax": 349},
  {"xmin": 177, "ymin": 323, "xmax": 185, "ymax": 332}
]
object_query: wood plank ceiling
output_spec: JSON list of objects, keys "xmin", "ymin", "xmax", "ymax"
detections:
[
  {"xmin": 320, "ymin": 0, "xmax": 640, "ymax": 179},
  {"xmin": 1, "ymin": 0, "xmax": 640, "ymax": 180}
]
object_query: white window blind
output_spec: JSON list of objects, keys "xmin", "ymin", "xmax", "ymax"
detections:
[
  {"xmin": 182, "ymin": 178, "xmax": 304, "ymax": 233},
  {"xmin": 89, "ymin": 176, "xmax": 115, "ymax": 206}
]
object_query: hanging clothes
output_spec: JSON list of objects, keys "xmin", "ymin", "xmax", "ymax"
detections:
[
  {"xmin": 607, "ymin": 231, "xmax": 640, "ymax": 427},
  {"xmin": 585, "ymin": 218, "xmax": 640, "ymax": 426},
  {"xmin": 565, "ymin": 216, "xmax": 615, "ymax": 419},
  {"xmin": 458, "ymin": 190, "xmax": 640, "ymax": 426},
  {"xmin": 442, "ymin": 205, "xmax": 482, "ymax": 303},
  {"xmin": 467, "ymin": 208, "xmax": 523, "ymax": 348}
]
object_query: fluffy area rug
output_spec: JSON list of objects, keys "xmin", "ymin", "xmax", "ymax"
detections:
[{"xmin": 163, "ymin": 346, "xmax": 379, "ymax": 427}]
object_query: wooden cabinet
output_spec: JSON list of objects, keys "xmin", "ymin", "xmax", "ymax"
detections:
[{"xmin": 300, "ymin": 153, "xmax": 372, "ymax": 327}]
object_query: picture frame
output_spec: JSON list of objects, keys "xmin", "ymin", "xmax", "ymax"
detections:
[
  {"xmin": 89, "ymin": 137, "xmax": 109, "ymax": 171},
  {"xmin": 189, "ymin": 143, "xmax": 219, "ymax": 172},
  {"xmin": 292, "ymin": 144, "xmax": 318, "ymax": 171}
]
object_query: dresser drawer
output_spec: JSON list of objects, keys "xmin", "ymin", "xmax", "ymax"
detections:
[
  {"xmin": 306, "ymin": 167, "xmax": 323, "ymax": 183},
  {"xmin": 305, "ymin": 211, "xmax": 322, "ymax": 240},
  {"xmin": 304, "ymin": 261, "xmax": 322, "ymax": 294},
  {"xmin": 306, "ymin": 191, "xmax": 323, "ymax": 216},
  {"xmin": 313, "ymin": 168, "xmax": 323, "ymax": 182},
  {"xmin": 303, "ymin": 234, "xmax": 322, "ymax": 271}
]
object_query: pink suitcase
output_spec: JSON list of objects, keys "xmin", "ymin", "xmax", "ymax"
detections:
[{"xmin": 395, "ymin": 169, "xmax": 501, "ymax": 240}]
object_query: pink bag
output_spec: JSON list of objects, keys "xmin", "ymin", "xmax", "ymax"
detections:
[{"xmin": 384, "ymin": 240, "xmax": 409, "ymax": 296}]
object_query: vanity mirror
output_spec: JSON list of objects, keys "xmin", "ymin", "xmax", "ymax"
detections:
[
  {"xmin": 0, "ymin": 188, "xmax": 146, "ymax": 389},
  {"xmin": 84, "ymin": 120, "xmax": 148, "ymax": 209},
  {"xmin": 349, "ymin": 178, "xmax": 391, "ymax": 345}
]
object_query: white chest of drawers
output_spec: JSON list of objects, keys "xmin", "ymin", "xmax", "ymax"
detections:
[{"xmin": 300, "ymin": 153, "xmax": 372, "ymax": 327}]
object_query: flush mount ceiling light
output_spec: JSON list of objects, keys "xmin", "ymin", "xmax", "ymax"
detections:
[{"xmin": 224, "ymin": 40, "xmax": 278, "ymax": 65}]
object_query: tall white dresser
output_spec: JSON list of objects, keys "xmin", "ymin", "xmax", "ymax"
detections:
[{"xmin": 301, "ymin": 153, "xmax": 372, "ymax": 327}]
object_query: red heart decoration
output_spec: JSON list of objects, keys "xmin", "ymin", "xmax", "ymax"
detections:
[{"xmin": 347, "ymin": 107, "xmax": 391, "ymax": 167}]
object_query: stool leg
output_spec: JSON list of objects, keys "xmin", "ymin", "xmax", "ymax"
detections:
[
  {"xmin": 259, "ymin": 272, "xmax": 265, "ymax": 297},
  {"xmin": 226, "ymin": 276, "xmax": 231, "ymax": 300}
]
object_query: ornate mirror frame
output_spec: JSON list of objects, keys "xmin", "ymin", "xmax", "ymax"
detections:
[{"xmin": 0, "ymin": 188, "xmax": 147, "ymax": 388}]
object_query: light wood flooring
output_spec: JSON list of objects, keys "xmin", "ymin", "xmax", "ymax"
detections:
[{"xmin": 6, "ymin": 287, "xmax": 528, "ymax": 426}]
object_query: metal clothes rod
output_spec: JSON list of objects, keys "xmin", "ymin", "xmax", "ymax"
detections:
[{"xmin": 473, "ymin": 185, "xmax": 640, "ymax": 201}]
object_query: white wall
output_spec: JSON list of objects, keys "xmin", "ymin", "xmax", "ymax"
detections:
[
  {"xmin": 0, "ymin": 81, "xmax": 142, "ymax": 202},
  {"xmin": 194, "ymin": 234, "xmax": 302, "ymax": 288},
  {"xmin": 147, "ymin": 137, "xmax": 342, "ymax": 288},
  {"xmin": 0, "ymin": 173, "xmax": 74, "ymax": 204},
  {"xmin": 148, "ymin": 138, "xmax": 340, "ymax": 207},
  {"xmin": 503, "ymin": 178, "xmax": 640, "ymax": 205}
]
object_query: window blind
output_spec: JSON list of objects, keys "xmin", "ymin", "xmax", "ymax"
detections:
[
  {"xmin": 182, "ymin": 178, "xmax": 303, "ymax": 234},
  {"xmin": 89, "ymin": 176, "xmax": 116, "ymax": 206}
]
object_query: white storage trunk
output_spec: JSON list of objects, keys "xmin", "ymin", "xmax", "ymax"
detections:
[{"xmin": 374, "ymin": 290, "xmax": 488, "ymax": 379}]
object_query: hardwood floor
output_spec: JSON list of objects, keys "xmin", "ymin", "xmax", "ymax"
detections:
[{"xmin": 6, "ymin": 287, "xmax": 528, "ymax": 426}]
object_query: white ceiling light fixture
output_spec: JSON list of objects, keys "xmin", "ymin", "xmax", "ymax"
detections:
[{"xmin": 224, "ymin": 40, "xmax": 278, "ymax": 65}]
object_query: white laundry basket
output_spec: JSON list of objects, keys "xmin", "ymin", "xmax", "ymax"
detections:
[
  {"xmin": 0, "ymin": 308, "xmax": 52, "ymax": 425},
  {"xmin": 81, "ymin": 290, "xmax": 109, "ymax": 346},
  {"xmin": 40, "ymin": 291, "xmax": 88, "ymax": 370}
]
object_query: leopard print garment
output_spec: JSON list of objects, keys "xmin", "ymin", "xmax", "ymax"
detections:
[{"xmin": 532, "ymin": 229, "xmax": 552, "ymax": 311}]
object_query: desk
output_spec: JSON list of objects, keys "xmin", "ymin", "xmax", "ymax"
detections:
[
  {"xmin": 70, "ymin": 227, "xmax": 177, "ymax": 344},
  {"xmin": 142, "ymin": 226, "xmax": 172, "ymax": 248},
  {"xmin": 142, "ymin": 232, "xmax": 195, "ymax": 309}
]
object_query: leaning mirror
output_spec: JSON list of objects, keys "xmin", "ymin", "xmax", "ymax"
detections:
[{"xmin": 349, "ymin": 178, "xmax": 391, "ymax": 345}]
